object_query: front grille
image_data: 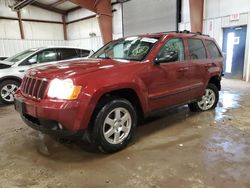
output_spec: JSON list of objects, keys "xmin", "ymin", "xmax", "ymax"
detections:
[{"xmin": 21, "ymin": 76, "xmax": 49, "ymax": 99}]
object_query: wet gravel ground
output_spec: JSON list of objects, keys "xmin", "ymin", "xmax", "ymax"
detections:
[{"xmin": 0, "ymin": 79, "xmax": 250, "ymax": 188}]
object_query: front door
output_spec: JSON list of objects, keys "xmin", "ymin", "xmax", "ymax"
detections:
[
  {"xmin": 146, "ymin": 38, "xmax": 192, "ymax": 110},
  {"xmin": 222, "ymin": 26, "xmax": 247, "ymax": 79}
]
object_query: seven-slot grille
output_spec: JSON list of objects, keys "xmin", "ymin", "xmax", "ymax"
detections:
[{"xmin": 20, "ymin": 76, "xmax": 49, "ymax": 99}]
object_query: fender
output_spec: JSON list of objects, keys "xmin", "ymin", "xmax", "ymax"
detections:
[
  {"xmin": 0, "ymin": 76, "xmax": 22, "ymax": 83},
  {"xmin": 89, "ymin": 82, "xmax": 148, "ymax": 112}
]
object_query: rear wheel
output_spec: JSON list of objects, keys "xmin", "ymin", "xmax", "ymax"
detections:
[
  {"xmin": 189, "ymin": 83, "xmax": 219, "ymax": 112},
  {"xmin": 0, "ymin": 80, "xmax": 20, "ymax": 104},
  {"xmin": 91, "ymin": 98, "xmax": 137, "ymax": 153}
]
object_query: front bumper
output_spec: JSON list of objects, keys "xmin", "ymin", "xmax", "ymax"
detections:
[
  {"xmin": 20, "ymin": 112, "xmax": 82, "ymax": 138},
  {"xmin": 14, "ymin": 92, "xmax": 87, "ymax": 138}
]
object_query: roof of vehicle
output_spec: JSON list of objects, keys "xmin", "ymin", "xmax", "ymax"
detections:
[
  {"xmin": 137, "ymin": 30, "xmax": 213, "ymax": 40},
  {"xmin": 38, "ymin": 46, "xmax": 92, "ymax": 50}
]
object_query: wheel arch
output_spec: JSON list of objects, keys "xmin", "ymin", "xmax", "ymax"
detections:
[
  {"xmin": 0, "ymin": 76, "xmax": 22, "ymax": 85},
  {"xmin": 88, "ymin": 87, "xmax": 145, "ymax": 131},
  {"xmin": 208, "ymin": 75, "xmax": 221, "ymax": 91}
]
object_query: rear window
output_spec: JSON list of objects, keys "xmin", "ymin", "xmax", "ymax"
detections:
[
  {"xmin": 187, "ymin": 39, "xmax": 207, "ymax": 60},
  {"xmin": 206, "ymin": 40, "xmax": 222, "ymax": 58}
]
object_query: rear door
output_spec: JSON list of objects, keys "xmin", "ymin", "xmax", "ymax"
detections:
[
  {"xmin": 205, "ymin": 39, "xmax": 223, "ymax": 78},
  {"xmin": 186, "ymin": 38, "xmax": 209, "ymax": 98}
]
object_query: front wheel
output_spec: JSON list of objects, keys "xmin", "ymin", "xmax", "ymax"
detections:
[
  {"xmin": 91, "ymin": 98, "xmax": 137, "ymax": 153},
  {"xmin": 0, "ymin": 80, "xmax": 20, "ymax": 104},
  {"xmin": 189, "ymin": 83, "xmax": 219, "ymax": 112}
]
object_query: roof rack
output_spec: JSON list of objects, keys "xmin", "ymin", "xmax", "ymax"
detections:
[
  {"xmin": 179, "ymin": 30, "xmax": 210, "ymax": 36},
  {"xmin": 154, "ymin": 30, "xmax": 209, "ymax": 37}
]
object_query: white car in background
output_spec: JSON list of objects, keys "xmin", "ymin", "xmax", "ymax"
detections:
[{"xmin": 0, "ymin": 46, "xmax": 93, "ymax": 104}]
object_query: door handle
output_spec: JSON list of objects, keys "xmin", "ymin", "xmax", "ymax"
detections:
[
  {"xmin": 178, "ymin": 67, "xmax": 189, "ymax": 71},
  {"xmin": 205, "ymin": 63, "xmax": 216, "ymax": 68}
]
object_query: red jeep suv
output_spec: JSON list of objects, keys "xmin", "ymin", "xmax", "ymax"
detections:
[{"xmin": 15, "ymin": 31, "xmax": 223, "ymax": 153}]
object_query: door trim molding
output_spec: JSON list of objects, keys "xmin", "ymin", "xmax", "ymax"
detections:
[{"xmin": 148, "ymin": 83, "xmax": 203, "ymax": 100}]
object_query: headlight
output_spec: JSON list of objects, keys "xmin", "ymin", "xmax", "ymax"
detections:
[{"xmin": 47, "ymin": 78, "xmax": 82, "ymax": 100}]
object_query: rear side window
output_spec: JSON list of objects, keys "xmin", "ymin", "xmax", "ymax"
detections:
[
  {"xmin": 206, "ymin": 40, "xmax": 222, "ymax": 58},
  {"xmin": 187, "ymin": 39, "xmax": 207, "ymax": 60},
  {"xmin": 79, "ymin": 50, "xmax": 90, "ymax": 57},
  {"xmin": 60, "ymin": 49, "xmax": 78, "ymax": 60}
]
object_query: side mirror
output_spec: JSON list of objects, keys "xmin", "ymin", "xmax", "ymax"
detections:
[
  {"xmin": 27, "ymin": 58, "xmax": 37, "ymax": 65},
  {"xmin": 155, "ymin": 51, "xmax": 179, "ymax": 64}
]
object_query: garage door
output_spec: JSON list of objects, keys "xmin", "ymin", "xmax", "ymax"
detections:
[{"xmin": 123, "ymin": 0, "xmax": 177, "ymax": 36}]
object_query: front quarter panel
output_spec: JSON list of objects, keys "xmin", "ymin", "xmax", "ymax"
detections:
[
  {"xmin": 0, "ymin": 66, "xmax": 27, "ymax": 81},
  {"xmin": 73, "ymin": 63, "xmax": 150, "ymax": 129}
]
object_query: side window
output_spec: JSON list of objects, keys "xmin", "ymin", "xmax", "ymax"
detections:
[
  {"xmin": 187, "ymin": 39, "xmax": 207, "ymax": 60},
  {"xmin": 37, "ymin": 49, "xmax": 57, "ymax": 63},
  {"xmin": 156, "ymin": 38, "xmax": 185, "ymax": 62},
  {"xmin": 20, "ymin": 54, "xmax": 38, "ymax": 66},
  {"xmin": 78, "ymin": 50, "xmax": 90, "ymax": 57},
  {"xmin": 26, "ymin": 54, "xmax": 38, "ymax": 65},
  {"xmin": 60, "ymin": 49, "xmax": 78, "ymax": 60},
  {"xmin": 206, "ymin": 40, "xmax": 222, "ymax": 58}
]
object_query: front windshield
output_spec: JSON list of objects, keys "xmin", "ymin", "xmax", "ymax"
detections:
[
  {"xmin": 91, "ymin": 37, "xmax": 159, "ymax": 61},
  {"xmin": 4, "ymin": 49, "xmax": 37, "ymax": 64}
]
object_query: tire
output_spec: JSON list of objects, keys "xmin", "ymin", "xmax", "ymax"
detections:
[
  {"xmin": 91, "ymin": 98, "xmax": 137, "ymax": 153},
  {"xmin": 0, "ymin": 80, "xmax": 20, "ymax": 104},
  {"xmin": 188, "ymin": 83, "xmax": 219, "ymax": 112}
]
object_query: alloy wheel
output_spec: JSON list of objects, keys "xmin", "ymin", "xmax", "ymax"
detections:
[
  {"xmin": 0, "ymin": 84, "xmax": 18, "ymax": 102},
  {"xmin": 197, "ymin": 88, "xmax": 216, "ymax": 110},
  {"xmin": 103, "ymin": 107, "xmax": 132, "ymax": 144}
]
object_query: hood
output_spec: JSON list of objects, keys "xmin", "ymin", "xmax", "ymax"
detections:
[
  {"xmin": 0, "ymin": 61, "xmax": 12, "ymax": 69},
  {"xmin": 27, "ymin": 59, "xmax": 126, "ymax": 79}
]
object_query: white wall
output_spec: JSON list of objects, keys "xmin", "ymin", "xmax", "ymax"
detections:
[
  {"xmin": 20, "ymin": 6, "xmax": 62, "ymax": 21},
  {"xmin": 0, "ymin": 0, "xmax": 17, "ymax": 17},
  {"xmin": 0, "ymin": 19, "xmax": 20, "ymax": 39},
  {"xmin": 66, "ymin": 8, "xmax": 102, "ymax": 51},
  {"xmin": 182, "ymin": 0, "xmax": 250, "ymax": 23},
  {"xmin": 22, "ymin": 22, "xmax": 64, "ymax": 40},
  {"xmin": 180, "ymin": 0, "xmax": 250, "ymax": 81},
  {"xmin": 0, "ymin": 3, "xmax": 64, "ymax": 40},
  {"xmin": 0, "ymin": 0, "xmax": 20, "ymax": 39},
  {"xmin": 66, "ymin": 4, "xmax": 124, "ymax": 47},
  {"xmin": 0, "ymin": 2, "xmax": 65, "ymax": 56},
  {"xmin": 112, "ymin": 4, "xmax": 123, "ymax": 39},
  {"xmin": 0, "ymin": 39, "xmax": 66, "ymax": 57},
  {"xmin": 0, "ymin": 2, "xmax": 124, "ymax": 57},
  {"xmin": 67, "ymin": 37, "xmax": 102, "ymax": 52}
]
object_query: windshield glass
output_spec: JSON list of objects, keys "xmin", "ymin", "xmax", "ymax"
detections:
[
  {"xmin": 4, "ymin": 49, "xmax": 37, "ymax": 64},
  {"xmin": 91, "ymin": 37, "xmax": 159, "ymax": 61}
]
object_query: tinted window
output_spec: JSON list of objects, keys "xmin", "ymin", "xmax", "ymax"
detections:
[
  {"xmin": 206, "ymin": 40, "xmax": 222, "ymax": 58},
  {"xmin": 79, "ymin": 50, "xmax": 90, "ymax": 57},
  {"xmin": 157, "ymin": 38, "xmax": 185, "ymax": 62},
  {"xmin": 188, "ymin": 39, "xmax": 207, "ymax": 60},
  {"xmin": 60, "ymin": 49, "xmax": 78, "ymax": 60},
  {"xmin": 37, "ymin": 49, "xmax": 58, "ymax": 63}
]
